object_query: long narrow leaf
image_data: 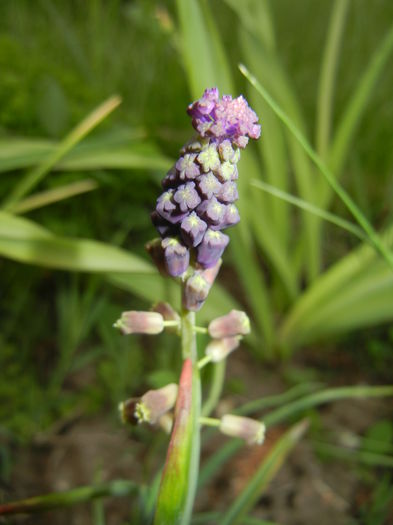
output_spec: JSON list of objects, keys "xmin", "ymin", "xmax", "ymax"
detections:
[
  {"xmin": 240, "ymin": 64, "xmax": 393, "ymax": 268},
  {"xmin": 0, "ymin": 480, "xmax": 136, "ymax": 516},
  {"xmin": 0, "ymin": 130, "xmax": 171, "ymax": 173},
  {"xmin": 280, "ymin": 226, "xmax": 393, "ymax": 350},
  {"xmin": 0, "ymin": 211, "xmax": 153, "ymax": 274},
  {"xmin": 13, "ymin": 179, "xmax": 99, "ymax": 213},
  {"xmin": 264, "ymin": 385, "xmax": 393, "ymax": 428},
  {"xmin": 316, "ymin": 0, "xmax": 350, "ymax": 158},
  {"xmin": 328, "ymin": 22, "xmax": 393, "ymax": 185},
  {"xmin": 176, "ymin": 0, "xmax": 233, "ymax": 98},
  {"xmin": 199, "ymin": 385, "xmax": 393, "ymax": 491},
  {"xmin": 3, "ymin": 96, "xmax": 121, "ymax": 209},
  {"xmin": 251, "ymin": 179, "xmax": 366, "ymax": 241},
  {"xmin": 240, "ymin": 32, "xmax": 320, "ymax": 282},
  {"xmin": 221, "ymin": 420, "xmax": 308, "ymax": 525}
]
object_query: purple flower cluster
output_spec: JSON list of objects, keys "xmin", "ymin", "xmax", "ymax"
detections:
[{"xmin": 150, "ymin": 88, "xmax": 260, "ymax": 283}]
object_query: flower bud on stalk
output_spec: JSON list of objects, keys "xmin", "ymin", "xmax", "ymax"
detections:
[
  {"xmin": 208, "ymin": 310, "xmax": 250, "ymax": 339},
  {"xmin": 205, "ymin": 336, "xmax": 240, "ymax": 362},
  {"xmin": 219, "ymin": 414, "xmax": 266, "ymax": 445},
  {"xmin": 152, "ymin": 302, "xmax": 180, "ymax": 334},
  {"xmin": 119, "ymin": 383, "xmax": 178, "ymax": 426},
  {"xmin": 113, "ymin": 311, "xmax": 164, "ymax": 335}
]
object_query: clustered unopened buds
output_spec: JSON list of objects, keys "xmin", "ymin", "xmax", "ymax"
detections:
[
  {"xmin": 149, "ymin": 88, "xmax": 261, "ymax": 310},
  {"xmin": 115, "ymin": 88, "xmax": 265, "ymax": 461}
]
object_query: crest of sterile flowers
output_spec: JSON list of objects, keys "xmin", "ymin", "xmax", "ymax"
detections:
[
  {"xmin": 187, "ymin": 87, "xmax": 261, "ymax": 147},
  {"xmin": 148, "ymin": 88, "xmax": 261, "ymax": 310}
]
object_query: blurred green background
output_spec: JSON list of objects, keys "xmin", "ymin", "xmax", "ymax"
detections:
[{"xmin": 1, "ymin": 1, "xmax": 393, "ymax": 523}]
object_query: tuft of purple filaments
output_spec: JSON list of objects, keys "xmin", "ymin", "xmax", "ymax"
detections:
[{"xmin": 151, "ymin": 88, "xmax": 260, "ymax": 278}]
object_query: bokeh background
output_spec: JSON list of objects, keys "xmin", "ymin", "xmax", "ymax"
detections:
[{"xmin": 1, "ymin": 1, "xmax": 393, "ymax": 524}]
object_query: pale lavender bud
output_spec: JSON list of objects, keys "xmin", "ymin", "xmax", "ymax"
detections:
[
  {"xmin": 156, "ymin": 189, "xmax": 176, "ymax": 218},
  {"xmin": 217, "ymin": 181, "xmax": 238, "ymax": 203},
  {"xmin": 113, "ymin": 311, "xmax": 164, "ymax": 335},
  {"xmin": 216, "ymin": 161, "xmax": 238, "ymax": 182},
  {"xmin": 223, "ymin": 203, "xmax": 240, "ymax": 228},
  {"xmin": 180, "ymin": 137, "xmax": 205, "ymax": 154},
  {"xmin": 197, "ymin": 197, "xmax": 226, "ymax": 226},
  {"xmin": 201, "ymin": 258, "xmax": 222, "ymax": 286},
  {"xmin": 180, "ymin": 211, "xmax": 207, "ymax": 247},
  {"xmin": 197, "ymin": 144, "xmax": 221, "ymax": 172},
  {"xmin": 119, "ymin": 384, "xmax": 178, "ymax": 425},
  {"xmin": 197, "ymin": 229, "xmax": 229, "ymax": 268},
  {"xmin": 196, "ymin": 172, "xmax": 222, "ymax": 200},
  {"xmin": 162, "ymin": 237, "xmax": 190, "ymax": 276},
  {"xmin": 219, "ymin": 415, "xmax": 266, "ymax": 445},
  {"xmin": 183, "ymin": 271, "xmax": 210, "ymax": 311},
  {"xmin": 205, "ymin": 336, "xmax": 240, "ymax": 362},
  {"xmin": 218, "ymin": 139, "xmax": 236, "ymax": 162},
  {"xmin": 173, "ymin": 182, "xmax": 201, "ymax": 212},
  {"xmin": 176, "ymin": 153, "xmax": 200, "ymax": 180},
  {"xmin": 208, "ymin": 310, "xmax": 250, "ymax": 339}
]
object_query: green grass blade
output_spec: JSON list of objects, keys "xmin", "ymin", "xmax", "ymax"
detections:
[
  {"xmin": 240, "ymin": 31, "xmax": 320, "ymax": 282},
  {"xmin": 13, "ymin": 179, "xmax": 99, "ymax": 213},
  {"xmin": 0, "ymin": 130, "xmax": 170, "ymax": 173},
  {"xmin": 264, "ymin": 385, "xmax": 393, "ymax": 428},
  {"xmin": 316, "ymin": 0, "xmax": 350, "ymax": 158},
  {"xmin": 328, "ymin": 22, "xmax": 393, "ymax": 182},
  {"xmin": 0, "ymin": 211, "xmax": 153, "ymax": 274},
  {"xmin": 199, "ymin": 385, "xmax": 393, "ymax": 491},
  {"xmin": 313, "ymin": 442, "xmax": 393, "ymax": 468},
  {"xmin": 3, "ymin": 95, "xmax": 121, "ymax": 210},
  {"xmin": 223, "ymin": 0, "xmax": 276, "ymax": 51},
  {"xmin": 176, "ymin": 0, "xmax": 233, "ymax": 98},
  {"xmin": 193, "ymin": 512, "xmax": 279, "ymax": 525},
  {"xmin": 0, "ymin": 138, "xmax": 54, "ymax": 172},
  {"xmin": 251, "ymin": 179, "xmax": 366, "ymax": 241},
  {"xmin": 235, "ymin": 382, "xmax": 323, "ymax": 417},
  {"xmin": 0, "ymin": 480, "xmax": 136, "ymax": 516},
  {"xmin": 240, "ymin": 63, "xmax": 393, "ymax": 268},
  {"xmin": 283, "ymin": 261, "xmax": 393, "ymax": 347},
  {"xmin": 221, "ymin": 420, "xmax": 308, "ymax": 525},
  {"xmin": 279, "ymin": 225, "xmax": 393, "ymax": 350},
  {"xmin": 57, "ymin": 143, "xmax": 172, "ymax": 171}
]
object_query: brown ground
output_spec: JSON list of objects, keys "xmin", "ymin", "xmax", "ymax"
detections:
[{"xmin": 1, "ymin": 348, "xmax": 392, "ymax": 525}]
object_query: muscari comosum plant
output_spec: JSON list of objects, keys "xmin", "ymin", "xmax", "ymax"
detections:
[{"xmin": 114, "ymin": 88, "xmax": 266, "ymax": 524}]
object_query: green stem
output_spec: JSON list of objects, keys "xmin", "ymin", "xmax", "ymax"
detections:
[
  {"xmin": 194, "ymin": 326, "xmax": 208, "ymax": 334},
  {"xmin": 201, "ymin": 360, "xmax": 226, "ymax": 417},
  {"xmin": 154, "ymin": 287, "xmax": 202, "ymax": 525},
  {"xmin": 199, "ymin": 417, "xmax": 220, "ymax": 427},
  {"xmin": 180, "ymin": 303, "xmax": 201, "ymax": 523},
  {"xmin": 198, "ymin": 355, "xmax": 212, "ymax": 369}
]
